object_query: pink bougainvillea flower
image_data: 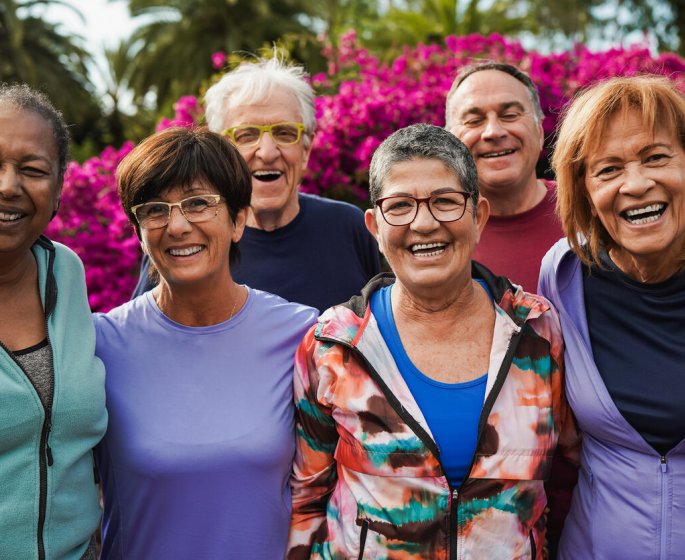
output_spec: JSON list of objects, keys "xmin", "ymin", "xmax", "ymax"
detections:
[
  {"xmin": 211, "ymin": 51, "xmax": 227, "ymax": 70},
  {"xmin": 49, "ymin": 33, "xmax": 685, "ymax": 312}
]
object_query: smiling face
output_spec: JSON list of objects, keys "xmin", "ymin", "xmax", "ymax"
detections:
[
  {"xmin": 584, "ymin": 109, "xmax": 685, "ymax": 280},
  {"xmin": 365, "ymin": 158, "xmax": 488, "ymax": 298},
  {"xmin": 141, "ymin": 181, "xmax": 246, "ymax": 290},
  {"xmin": 447, "ymin": 70, "xmax": 544, "ymax": 202},
  {"xmin": 0, "ymin": 103, "xmax": 61, "ymax": 260},
  {"xmin": 224, "ymin": 89, "xmax": 311, "ymax": 230}
]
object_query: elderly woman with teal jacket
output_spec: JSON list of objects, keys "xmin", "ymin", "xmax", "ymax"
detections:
[{"xmin": 0, "ymin": 84, "xmax": 107, "ymax": 559}]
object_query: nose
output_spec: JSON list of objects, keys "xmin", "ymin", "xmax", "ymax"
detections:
[
  {"xmin": 410, "ymin": 200, "xmax": 440, "ymax": 232},
  {"xmin": 255, "ymin": 131, "xmax": 280, "ymax": 162},
  {"xmin": 0, "ymin": 163, "xmax": 21, "ymax": 198},
  {"xmin": 165, "ymin": 204, "xmax": 193, "ymax": 236},
  {"xmin": 481, "ymin": 114, "xmax": 507, "ymax": 140},
  {"xmin": 620, "ymin": 163, "xmax": 655, "ymax": 196}
]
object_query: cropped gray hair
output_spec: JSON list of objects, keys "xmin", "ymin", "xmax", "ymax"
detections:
[
  {"xmin": 0, "ymin": 83, "xmax": 69, "ymax": 184},
  {"xmin": 369, "ymin": 124, "xmax": 478, "ymax": 206},
  {"xmin": 445, "ymin": 62, "xmax": 544, "ymax": 129},
  {"xmin": 204, "ymin": 56, "xmax": 316, "ymax": 147}
]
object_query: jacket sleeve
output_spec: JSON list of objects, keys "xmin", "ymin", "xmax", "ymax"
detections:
[
  {"xmin": 540, "ymin": 297, "xmax": 581, "ymax": 559},
  {"xmin": 287, "ymin": 326, "xmax": 339, "ymax": 559}
]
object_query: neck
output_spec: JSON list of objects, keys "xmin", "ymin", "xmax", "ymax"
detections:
[
  {"xmin": 247, "ymin": 197, "xmax": 300, "ymax": 231},
  {"xmin": 609, "ymin": 247, "xmax": 685, "ymax": 284},
  {"xmin": 0, "ymin": 250, "xmax": 36, "ymax": 297},
  {"xmin": 392, "ymin": 275, "xmax": 482, "ymax": 323},
  {"xmin": 153, "ymin": 276, "xmax": 246, "ymax": 327},
  {"xmin": 482, "ymin": 178, "xmax": 546, "ymax": 216}
]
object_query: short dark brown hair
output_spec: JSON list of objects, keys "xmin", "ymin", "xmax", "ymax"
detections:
[
  {"xmin": 553, "ymin": 74, "xmax": 685, "ymax": 268},
  {"xmin": 117, "ymin": 126, "xmax": 252, "ymax": 264}
]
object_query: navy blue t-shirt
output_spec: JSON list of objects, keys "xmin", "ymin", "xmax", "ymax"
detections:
[
  {"xmin": 584, "ymin": 250, "xmax": 685, "ymax": 455},
  {"xmin": 132, "ymin": 193, "xmax": 381, "ymax": 312},
  {"xmin": 370, "ymin": 283, "xmax": 488, "ymax": 487}
]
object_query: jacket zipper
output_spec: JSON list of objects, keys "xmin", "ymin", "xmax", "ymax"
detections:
[
  {"xmin": 0, "ymin": 336, "xmax": 53, "ymax": 560},
  {"xmin": 317, "ymin": 328, "xmax": 525, "ymax": 560},
  {"xmin": 0, "ymin": 241, "xmax": 57, "ymax": 560},
  {"xmin": 358, "ymin": 518, "xmax": 369, "ymax": 559},
  {"xmin": 660, "ymin": 455, "xmax": 668, "ymax": 560}
]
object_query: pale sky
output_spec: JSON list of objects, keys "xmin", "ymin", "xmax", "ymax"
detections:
[{"xmin": 40, "ymin": 0, "xmax": 133, "ymax": 50}]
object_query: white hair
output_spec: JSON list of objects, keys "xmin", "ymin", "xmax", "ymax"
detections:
[{"xmin": 204, "ymin": 56, "xmax": 316, "ymax": 146}]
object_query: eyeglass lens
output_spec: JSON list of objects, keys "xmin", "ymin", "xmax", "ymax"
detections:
[
  {"xmin": 231, "ymin": 123, "xmax": 302, "ymax": 147},
  {"xmin": 379, "ymin": 193, "xmax": 468, "ymax": 225},
  {"xmin": 134, "ymin": 195, "xmax": 222, "ymax": 229}
]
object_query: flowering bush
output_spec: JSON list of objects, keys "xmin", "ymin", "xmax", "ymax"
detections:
[{"xmin": 48, "ymin": 33, "xmax": 685, "ymax": 311}]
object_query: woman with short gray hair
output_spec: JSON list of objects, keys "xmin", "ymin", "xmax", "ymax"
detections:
[{"xmin": 288, "ymin": 124, "xmax": 576, "ymax": 559}]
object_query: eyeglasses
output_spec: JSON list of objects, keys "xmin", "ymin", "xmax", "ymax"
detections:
[
  {"xmin": 222, "ymin": 122, "xmax": 305, "ymax": 148},
  {"xmin": 375, "ymin": 192, "xmax": 472, "ymax": 226},
  {"xmin": 130, "ymin": 194, "xmax": 225, "ymax": 230}
]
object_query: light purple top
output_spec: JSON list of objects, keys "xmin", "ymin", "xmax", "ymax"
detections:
[
  {"xmin": 94, "ymin": 289, "xmax": 317, "ymax": 560},
  {"xmin": 539, "ymin": 238, "xmax": 685, "ymax": 560}
]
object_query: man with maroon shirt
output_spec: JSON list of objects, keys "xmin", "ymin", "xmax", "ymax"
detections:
[{"xmin": 445, "ymin": 62, "xmax": 562, "ymax": 292}]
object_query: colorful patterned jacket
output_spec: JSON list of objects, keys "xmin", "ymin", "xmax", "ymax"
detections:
[{"xmin": 288, "ymin": 266, "xmax": 578, "ymax": 560}]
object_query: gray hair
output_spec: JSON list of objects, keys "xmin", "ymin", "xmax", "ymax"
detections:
[
  {"xmin": 445, "ymin": 62, "xmax": 544, "ymax": 129},
  {"xmin": 204, "ymin": 56, "xmax": 316, "ymax": 147},
  {"xmin": 369, "ymin": 124, "xmax": 478, "ymax": 206},
  {"xmin": 0, "ymin": 83, "xmax": 69, "ymax": 184}
]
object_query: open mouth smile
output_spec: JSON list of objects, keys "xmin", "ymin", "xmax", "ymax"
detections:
[
  {"xmin": 410, "ymin": 242, "xmax": 447, "ymax": 257},
  {"xmin": 620, "ymin": 203, "xmax": 667, "ymax": 225},
  {"xmin": 252, "ymin": 170, "xmax": 283, "ymax": 182},
  {"xmin": 168, "ymin": 245, "xmax": 204, "ymax": 257},
  {"xmin": 0, "ymin": 210, "xmax": 24, "ymax": 222}
]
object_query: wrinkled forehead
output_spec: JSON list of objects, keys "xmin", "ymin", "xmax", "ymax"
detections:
[
  {"xmin": 225, "ymin": 88, "xmax": 302, "ymax": 125},
  {"xmin": 584, "ymin": 104, "xmax": 681, "ymax": 158},
  {"xmin": 450, "ymin": 70, "xmax": 535, "ymax": 117}
]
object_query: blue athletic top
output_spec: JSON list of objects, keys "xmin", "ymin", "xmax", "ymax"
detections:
[{"xmin": 370, "ymin": 283, "xmax": 488, "ymax": 486}]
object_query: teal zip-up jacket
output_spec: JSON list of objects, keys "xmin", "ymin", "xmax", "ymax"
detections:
[{"xmin": 0, "ymin": 237, "xmax": 107, "ymax": 560}]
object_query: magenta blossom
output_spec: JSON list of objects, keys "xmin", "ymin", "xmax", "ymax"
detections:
[{"xmin": 211, "ymin": 51, "xmax": 227, "ymax": 70}]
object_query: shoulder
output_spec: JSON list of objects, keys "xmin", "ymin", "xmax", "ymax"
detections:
[
  {"xmin": 300, "ymin": 193, "xmax": 366, "ymax": 222},
  {"xmin": 540, "ymin": 237, "xmax": 575, "ymax": 279},
  {"xmin": 248, "ymin": 288, "xmax": 318, "ymax": 329},
  {"xmin": 93, "ymin": 295, "xmax": 148, "ymax": 336},
  {"xmin": 41, "ymin": 239, "xmax": 86, "ymax": 277}
]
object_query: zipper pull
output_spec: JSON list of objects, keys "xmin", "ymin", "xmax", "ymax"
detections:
[
  {"xmin": 452, "ymin": 488, "xmax": 459, "ymax": 503},
  {"xmin": 660, "ymin": 455, "xmax": 667, "ymax": 473},
  {"xmin": 45, "ymin": 419, "xmax": 54, "ymax": 467}
]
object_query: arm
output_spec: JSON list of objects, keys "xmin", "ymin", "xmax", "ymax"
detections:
[
  {"xmin": 541, "ymin": 301, "xmax": 581, "ymax": 559},
  {"xmin": 287, "ymin": 328, "xmax": 339, "ymax": 559}
]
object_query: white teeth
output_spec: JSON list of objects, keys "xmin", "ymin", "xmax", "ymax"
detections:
[
  {"xmin": 411, "ymin": 242, "xmax": 446, "ymax": 251},
  {"xmin": 0, "ymin": 211, "xmax": 23, "ymax": 221},
  {"xmin": 253, "ymin": 170, "xmax": 282, "ymax": 177},
  {"xmin": 411, "ymin": 242, "xmax": 447, "ymax": 257},
  {"xmin": 482, "ymin": 150, "xmax": 514, "ymax": 158},
  {"xmin": 169, "ymin": 246, "xmax": 203, "ymax": 256},
  {"xmin": 625, "ymin": 203, "xmax": 665, "ymax": 217},
  {"xmin": 628, "ymin": 215, "xmax": 661, "ymax": 225}
]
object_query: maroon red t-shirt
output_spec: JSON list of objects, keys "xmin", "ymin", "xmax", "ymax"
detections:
[{"xmin": 473, "ymin": 180, "xmax": 563, "ymax": 293}]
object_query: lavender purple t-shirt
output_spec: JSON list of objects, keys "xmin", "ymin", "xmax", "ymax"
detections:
[{"xmin": 94, "ymin": 289, "xmax": 317, "ymax": 559}]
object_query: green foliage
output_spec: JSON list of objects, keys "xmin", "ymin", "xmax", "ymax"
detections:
[
  {"xmin": 125, "ymin": 0, "xmax": 317, "ymax": 110},
  {"xmin": 0, "ymin": 0, "xmax": 102, "ymax": 145}
]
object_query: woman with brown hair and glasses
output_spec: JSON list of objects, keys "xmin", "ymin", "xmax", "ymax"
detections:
[
  {"xmin": 94, "ymin": 127, "xmax": 317, "ymax": 559},
  {"xmin": 287, "ymin": 124, "xmax": 577, "ymax": 559}
]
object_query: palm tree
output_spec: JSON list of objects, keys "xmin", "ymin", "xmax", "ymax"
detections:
[
  {"xmin": 125, "ymin": 0, "xmax": 315, "ymax": 110},
  {"xmin": 0, "ymin": 0, "xmax": 102, "ymax": 145}
]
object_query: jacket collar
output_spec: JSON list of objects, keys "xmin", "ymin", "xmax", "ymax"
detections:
[
  {"xmin": 32, "ymin": 235, "xmax": 58, "ymax": 318},
  {"xmin": 317, "ymin": 262, "xmax": 549, "ymax": 347}
]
